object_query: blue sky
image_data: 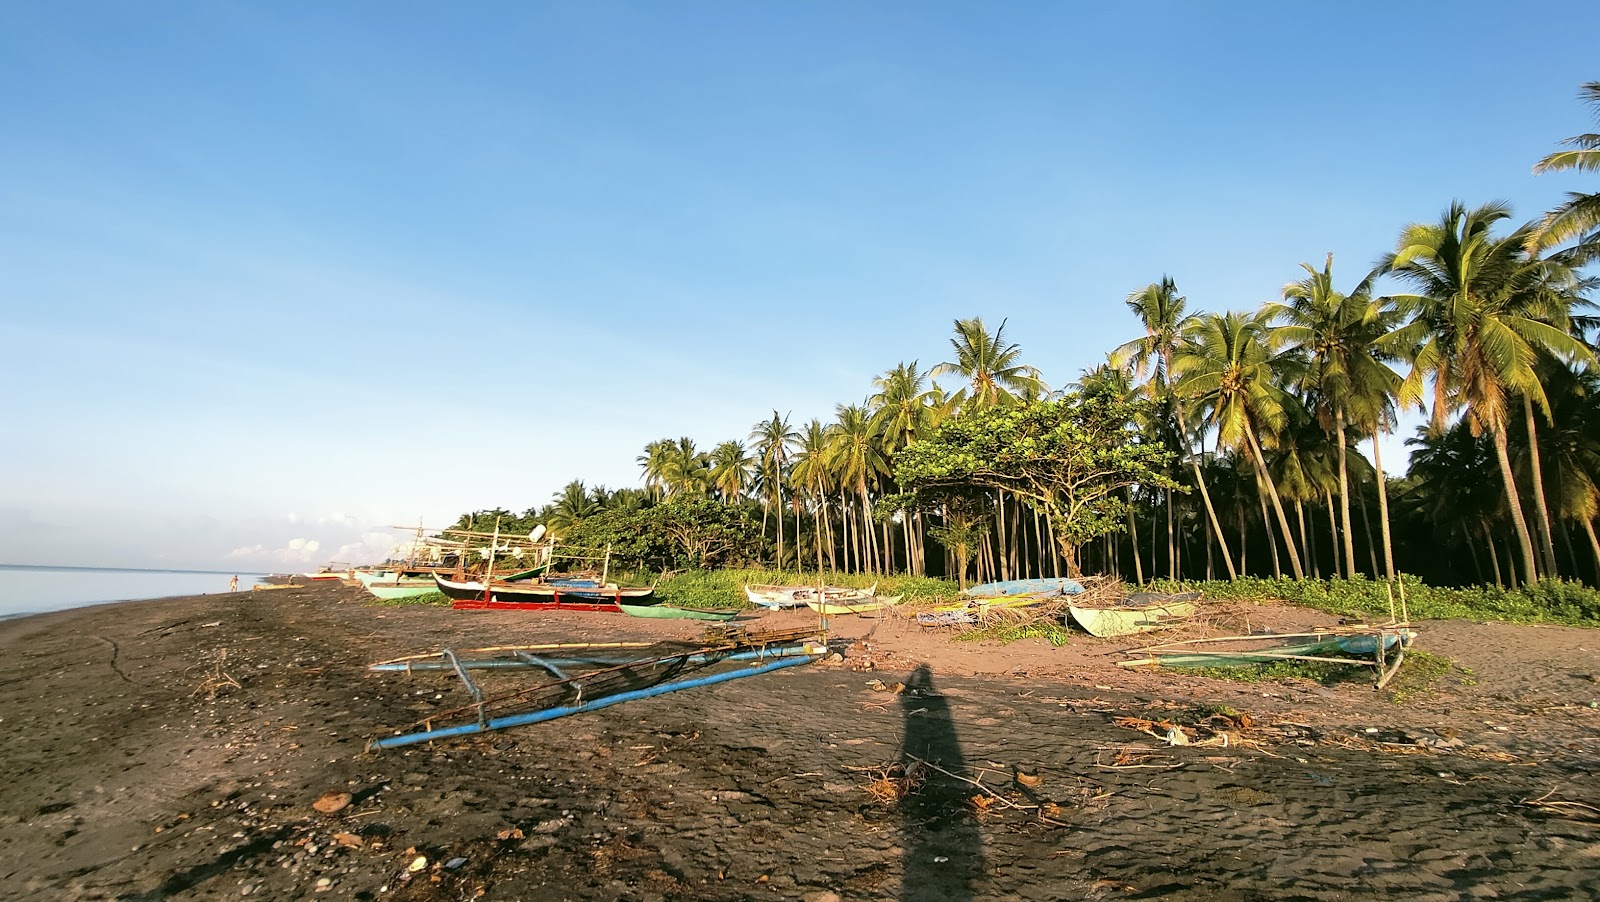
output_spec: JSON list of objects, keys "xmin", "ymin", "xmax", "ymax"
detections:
[{"xmin": 2, "ymin": 2, "xmax": 1596, "ymax": 569}]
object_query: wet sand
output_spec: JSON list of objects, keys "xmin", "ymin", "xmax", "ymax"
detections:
[{"xmin": 0, "ymin": 584, "xmax": 1596, "ymax": 900}]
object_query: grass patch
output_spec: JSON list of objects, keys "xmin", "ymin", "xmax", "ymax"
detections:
[
  {"xmin": 366, "ymin": 591, "xmax": 452, "ymax": 607},
  {"xmin": 1165, "ymin": 647, "xmax": 1472, "ymax": 703},
  {"xmin": 652, "ymin": 568, "xmax": 960, "ymax": 610},
  {"xmin": 1148, "ymin": 575, "xmax": 1600, "ymax": 627},
  {"xmin": 952, "ymin": 619, "xmax": 1072, "ymax": 647}
]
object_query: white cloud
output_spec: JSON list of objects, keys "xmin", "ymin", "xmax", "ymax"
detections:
[{"xmin": 227, "ymin": 537, "xmax": 324, "ymax": 566}]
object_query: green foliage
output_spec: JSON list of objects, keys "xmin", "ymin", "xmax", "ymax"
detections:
[
  {"xmin": 1147, "ymin": 574, "xmax": 1600, "ymax": 627},
  {"xmin": 366, "ymin": 591, "xmax": 452, "ymax": 607},
  {"xmin": 562, "ymin": 498, "xmax": 763, "ymax": 572},
  {"xmin": 895, "ymin": 391, "xmax": 1178, "ymax": 567},
  {"xmin": 1169, "ymin": 647, "xmax": 1471, "ymax": 704},
  {"xmin": 951, "ymin": 619, "xmax": 1072, "ymax": 647},
  {"xmin": 653, "ymin": 568, "xmax": 960, "ymax": 609}
]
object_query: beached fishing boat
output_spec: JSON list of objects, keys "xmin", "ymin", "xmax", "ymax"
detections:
[
  {"xmin": 915, "ymin": 592, "xmax": 1056, "ymax": 626},
  {"xmin": 805, "ymin": 594, "xmax": 903, "ymax": 615},
  {"xmin": 1119, "ymin": 627, "xmax": 1417, "ymax": 688},
  {"xmin": 962, "ymin": 577, "xmax": 1084, "ymax": 598},
  {"xmin": 743, "ymin": 582, "xmax": 877, "ymax": 609},
  {"xmin": 365, "ymin": 580, "xmax": 440, "ymax": 601},
  {"xmin": 619, "ymin": 603, "xmax": 738, "ymax": 621},
  {"xmin": 432, "ymin": 573, "xmax": 651, "ymax": 611},
  {"xmin": 1068, "ymin": 591, "xmax": 1201, "ymax": 638}
]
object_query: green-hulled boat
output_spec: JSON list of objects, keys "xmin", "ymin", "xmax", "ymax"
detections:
[{"xmin": 619, "ymin": 603, "xmax": 738, "ymax": 621}]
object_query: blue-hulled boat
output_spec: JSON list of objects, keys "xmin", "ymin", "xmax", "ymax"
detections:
[{"xmin": 961, "ymin": 577, "xmax": 1084, "ymax": 598}]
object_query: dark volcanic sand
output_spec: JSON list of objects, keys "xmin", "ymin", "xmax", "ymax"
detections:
[{"xmin": 0, "ymin": 584, "xmax": 1596, "ymax": 900}]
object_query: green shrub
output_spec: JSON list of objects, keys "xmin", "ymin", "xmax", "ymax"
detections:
[
  {"xmin": 1147, "ymin": 575, "xmax": 1600, "ymax": 627},
  {"xmin": 653, "ymin": 568, "xmax": 962, "ymax": 609}
]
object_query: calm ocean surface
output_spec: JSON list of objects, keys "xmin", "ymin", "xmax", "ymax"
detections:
[{"xmin": 0, "ymin": 565, "xmax": 270, "ymax": 619}]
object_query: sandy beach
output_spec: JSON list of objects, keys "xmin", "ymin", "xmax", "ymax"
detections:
[{"xmin": 1, "ymin": 583, "xmax": 1596, "ymax": 900}]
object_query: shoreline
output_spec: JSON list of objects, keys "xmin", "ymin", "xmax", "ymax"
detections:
[{"xmin": 1, "ymin": 583, "xmax": 1595, "ymax": 899}]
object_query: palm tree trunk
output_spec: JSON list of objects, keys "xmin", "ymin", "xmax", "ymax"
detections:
[
  {"xmin": 1126, "ymin": 488, "xmax": 1144, "ymax": 584},
  {"xmin": 1244, "ymin": 418, "xmax": 1304, "ymax": 579},
  {"xmin": 775, "ymin": 488, "xmax": 785, "ymax": 570},
  {"xmin": 1237, "ymin": 506, "xmax": 1248, "ymax": 576},
  {"xmin": 1464, "ymin": 527, "xmax": 1484, "ymax": 584},
  {"xmin": 994, "ymin": 491, "xmax": 1010, "ymax": 582},
  {"xmin": 1584, "ymin": 518, "xmax": 1600, "ymax": 586},
  {"xmin": 1371, "ymin": 429, "xmax": 1396, "ymax": 583},
  {"xmin": 858, "ymin": 478, "xmax": 877, "ymax": 574},
  {"xmin": 1174, "ymin": 399, "xmax": 1237, "ymax": 578},
  {"xmin": 1503, "ymin": 529, "xmax": 1520, "ymax": 587},
  {"xmin": 1523, "ymin": 396, "xmax": 1559, "ymax": 578},
  {"xmin": 1491, "ymin": 425, "xmax": 1540, "ymax": 585},
  {"xmin": 1357, "ymin": 486, "xmax": 1379, "ymax": 578},
  {"xmin": 1204, "ymin": 514, "xmax": 1214, "ymax": 580},
  {"xmin": 1335, "ymin": 406, "xmax": 1357, "ymax": 578},
  {"xmin": 1297, "ymin": 500, "xmax": 1314, "ymax": 579},
  {"xmin": 1322, "ymin": 490, "xmax": 1339, "ymax": 578},
  {"xmin": 1483, "ymin": 523, "xmax": 1504, "ymax": 588},
  {"xmin": 1165, "ymin": 487, "xmax": 1176, "ymax": 581},
  {"xmin": 1258, "ymin": 489, "xmax": 1281, "ymax": 579}
]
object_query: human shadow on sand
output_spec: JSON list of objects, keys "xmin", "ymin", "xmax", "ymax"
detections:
[{"xmin": 899, "ymin": 664, "xmax": 984, "ymax": 902}]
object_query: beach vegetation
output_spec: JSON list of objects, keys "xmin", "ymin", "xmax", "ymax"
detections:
[{"xmin": 447, "ymin": 81, "xmax": 1600, "ymax": 606}]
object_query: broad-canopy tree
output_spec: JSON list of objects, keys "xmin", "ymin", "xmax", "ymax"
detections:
[{"xmin": 893, "ymin": 390, "xmax": 1178, "ymax": 576}]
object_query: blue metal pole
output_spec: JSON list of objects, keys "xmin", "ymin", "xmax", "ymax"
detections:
[
  {"xmin": 370, "ymin": 652, "xmax": 819, "ymax": 750},
  {"xmin": 367, "ymin": 645, "xmax": 815, "ymax": 672}
]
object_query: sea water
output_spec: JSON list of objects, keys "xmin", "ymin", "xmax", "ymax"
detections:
[{"xmin": 0, "ymin": 565, "xmax": 268, "ymax": 619}]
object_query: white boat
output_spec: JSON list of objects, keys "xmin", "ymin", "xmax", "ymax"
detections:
[
  {"xmin": 743, "ymin": 582, "xmax": 878, "ymax": 609},
  {"xmin": 804, "ymin": 594, "xmax": 903, "ymax": 615}
]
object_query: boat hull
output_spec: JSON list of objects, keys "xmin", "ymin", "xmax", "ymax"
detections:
[
  {"xmin": 432, "ymin": 573, "xmax": 649, "ymax": 611},
  {"xmin": 619, "ymin": 604, "xmax": 738, "ymax": 621},
  {"xmin": 962, "ymin": 577, "xmax": 1083, "ymax": 598},
  {"xmin": 1069, "ymin": 600, "xmax": 1198, "ymax": 637},
  {"xmin": 365, "ymin": 582, "xmax": 439, "ymax": 600},
  {"xmin": 804, "ymin": 594, "xmax": 903, "ymax": 615}
]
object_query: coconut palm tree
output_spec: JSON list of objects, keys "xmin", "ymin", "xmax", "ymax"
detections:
[
  {"xmin": 750, "ymin": 412, "xmax": 799, "ymax": 566},
  {"xmin": 1114, "ymin": 279, "xmax": 1238, "ymax": 579},
  {"xmin": 869, "ymin": 361, "xmax": 939, "ymax": 574},
  {"xmin": 1382, "ymin": 201, "xmax": 1593, "ymax": 583},
  {"xmin": 637, "ymin": 439, "xmax": 673, "ymax": 501},
  {"xmin": 789, "ymin": 418, "xmax": 836, "ymax": 571},
  {"xmin": 545, "ymin": 480, "xmax": 601, "ymax": 536},
  {"xmin": 708, "ymin": 440, "xmax": 753, "ymax": 505},
  {"xmin": 658, "ymin": 437, "xmax": 709, "ymax": 498},
  {"xmin": 932, "ymin": 317, "xmax": 1046, "ymax": 408},
  {"xmin": 1267, "ymin": 255, "xmax": 1404, "ymax": 579},
  {"xmin": 932, "ymin": 317, "xmax": 1046, "ymax": 579},
  {"xmin": 1173, "ymin": 310, "xmax": 1306, "ymax": 579},
  {"xmin": 1530, "ymin": 81, "xmax": 1600, "ymax": 266},
  {"xmin": 827, "ymin": 403, "xmax": 889, "ymax": 573}
]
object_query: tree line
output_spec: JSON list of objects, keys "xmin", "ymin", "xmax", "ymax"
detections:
[{"xmin": 455, "ymin": 81, "xmax": 1600, "ymax": 588}]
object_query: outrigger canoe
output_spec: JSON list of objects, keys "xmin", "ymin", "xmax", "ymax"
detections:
[
  {"xmin": 743, "ymin": 583, "xmax": 877, "ymax": 609},
  {"xmin": 1067, "ymin": 591, "xmax": 1201, "ymax": 638},
  {"xmin": 805, "ymin": 594, "xmax": 903, "ymax": 615},
  {"xmin": 962, "ymin": 577, "xmax": 1084, "ymax": 598},
  {"xmin": 619, "ymin": 603, "xmax": 738, "ymax": 621},
  {"xmin": 433, "ymin": 573, "xmax": 651, "ymax": 611}
]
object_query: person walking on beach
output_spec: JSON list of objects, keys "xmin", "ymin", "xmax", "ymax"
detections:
[{"xmin": 230, "ymin": 575, "xmax": 239, "ymax": 593}]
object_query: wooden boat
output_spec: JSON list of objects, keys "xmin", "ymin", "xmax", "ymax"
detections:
[
  {"xmin": 743, "ymin": 582, "xmax": 877, "ymax": 609},
  {"xmin": 432, "ymin": 573, "xmax": 650, "ymax": 611},
  {"xmin": 619, "ymin": 603, "xmax": 738, "ymax": 621},
  {"xmin": 805, "ymin": 594, "xmax": 903, "ymax": 615},
  {"xmin": 302, "ymin": 567, "xmax": 352, "ymax": 582},
  {"xmin": 1119, "ymin": 627, "xmax": 1417, "ymax": 688},
  {"xmin": 916, "ymin": 593, "xmax": 1055, "ymax": 627},
  {"xmin": 1068, "ymin": 591, "xmax": 1201, "ymax": 638},
  {"xmin": 962, "ymin": 577, "xmax": 1083, "ymax": 599},
  {"xmin": 365, "ymin": 580, "xmax": 439, "ymax": 601}
]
